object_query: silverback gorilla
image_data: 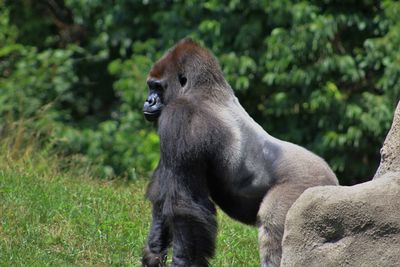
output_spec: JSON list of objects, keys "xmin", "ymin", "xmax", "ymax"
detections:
[{"xmin": 142, "ymin": 38, "xmax": 338, "ymax": 267}]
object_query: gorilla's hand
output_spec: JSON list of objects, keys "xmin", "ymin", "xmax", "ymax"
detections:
[{"xmin": 142, "ymin": 246, "xmax": 167, "ymax": 267}]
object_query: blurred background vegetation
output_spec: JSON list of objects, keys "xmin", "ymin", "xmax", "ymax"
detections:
[{"xmin": 1, "ymin": 0, "xmax": 399, "ymax": 185}]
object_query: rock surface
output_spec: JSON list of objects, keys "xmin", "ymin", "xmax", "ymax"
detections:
[
  {"xmin": 281, "ymin": 101, "xmax": 400, "ymax": 267},
  {"xmin": 374, "ymin": 101, "xmax": 400, "ymax": 178}
]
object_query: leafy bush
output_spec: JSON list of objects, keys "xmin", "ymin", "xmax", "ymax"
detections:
[{"xmin": 1, "ymin": 0, "xmax": 399, "ymax": 183}]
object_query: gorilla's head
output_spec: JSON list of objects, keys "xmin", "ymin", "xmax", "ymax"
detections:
[{"xmin": 143, "ymin": 38, "xmax": 227, "ymax": 121}]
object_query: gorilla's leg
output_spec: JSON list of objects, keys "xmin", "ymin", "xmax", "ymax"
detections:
[
  {"xmin": 169, "ymin": 196, "xmax": 217, "ymax": 267},
  {"xmin": 257, "ymin": 183, "xmax": 307, "ymax": 267}
]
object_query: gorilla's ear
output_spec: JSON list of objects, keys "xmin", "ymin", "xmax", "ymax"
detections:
[{"xmin": 178, "ymin": 74, "xmax": 187, "ymax": 87}]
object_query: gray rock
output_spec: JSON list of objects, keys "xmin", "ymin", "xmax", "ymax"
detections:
[
  {"xmin": 281, "ymin": 101, "xmax": 400, "ymax": 267},
  {"xmin": 375, "ymin": 101, "xmax": 400, "ymax": 179},
  {"xmin": 281, "ymin": 173, "xmax": 400, "ymax": 267}
]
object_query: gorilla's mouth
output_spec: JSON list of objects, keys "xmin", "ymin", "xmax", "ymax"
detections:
[{"xmin": 144, "ymin": 110, "xmax": 161, "ymax": 121}]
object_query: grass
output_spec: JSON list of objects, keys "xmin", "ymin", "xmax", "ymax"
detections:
[{"xmin": 0, "ymin": 149, "xmax": 259, "ymax": 266}]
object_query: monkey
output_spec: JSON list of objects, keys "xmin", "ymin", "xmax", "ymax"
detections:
[{"xmin": 142, "ymin": 38, "xmax": 338, "ymax": 267}]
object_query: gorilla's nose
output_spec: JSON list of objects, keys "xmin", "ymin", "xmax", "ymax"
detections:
[{"xmin": 145, "ymin": 94, "xmax": 157, "ymax": 107}]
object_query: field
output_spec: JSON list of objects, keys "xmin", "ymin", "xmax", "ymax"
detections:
[{"xmin": 0, "ymin": 152, "xmax": 259, "ymax": 266}]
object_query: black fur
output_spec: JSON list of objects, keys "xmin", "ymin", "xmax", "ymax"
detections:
[
  {"xmin": 142, "ymin": 39, "xmax": 338, "ymax": 267},
  {"xmin": 144, "ymin": 98, "xmax": 220, "ymax": 266}
]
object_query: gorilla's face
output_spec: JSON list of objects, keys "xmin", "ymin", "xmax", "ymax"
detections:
[
  {"xmin": 143, "ymin": 50, "xmax": 189, "ymax": 122},
  {"xmin": 143, "ymin": 74, "xmax": 187, "ymax": 122},
  {"xmin": 144, "ymin": 40, "xmax": 204, "ymax": 122},
  {"xmin": 143, "ymin": 79, "xmax": 165, "ymax": 121}
]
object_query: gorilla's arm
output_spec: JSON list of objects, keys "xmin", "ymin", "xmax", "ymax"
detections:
[
  {"xmin": 168, "ymin": 176, "xmax": 217, "ymax": 267},
  {"xmin": 146, "ymin": 166, "xmax": 217, "ymax": 267},
  {"xmin": 146, "ymin": 101, "xmax": 218, "ymax": 266},
  {"xmin": 142, "ymin": 168, "xmax": 172, "ymax": 267},
  {"xmin": 142, "ymin": 203, "xmax": 171, "ymax": 267}
]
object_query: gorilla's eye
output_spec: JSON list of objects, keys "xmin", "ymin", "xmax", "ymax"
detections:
[{"xmin": 178, "ymin": 74, "xmax": 187, "ymax": 87}]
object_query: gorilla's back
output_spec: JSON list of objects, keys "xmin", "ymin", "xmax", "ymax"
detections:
[{"xmin": 207, "ymin": 96, "xmax": 337, "ymax": 225}]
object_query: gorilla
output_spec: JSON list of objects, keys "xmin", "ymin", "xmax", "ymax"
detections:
[{"xmin": 142, "ymin": 38, "xmax": 338, "ymax": 267}]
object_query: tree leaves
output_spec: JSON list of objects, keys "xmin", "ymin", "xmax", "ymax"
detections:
[{"xmin": 2, "ymin": 0, "xmax": 400, "ymax": 183}]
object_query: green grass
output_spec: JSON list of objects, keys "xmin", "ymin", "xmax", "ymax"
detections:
[{"xmin": 0, "ymin": 151, "xmax": 259, "ymax": 266}]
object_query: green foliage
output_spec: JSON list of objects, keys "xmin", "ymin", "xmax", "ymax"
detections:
[
  {"xmin": 1, "ymin": 0, "xmax": 400, "ymax": 184},
  {"xmin": 53, "ymin": 47, "xmax": 160, "ymax": 178}
]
